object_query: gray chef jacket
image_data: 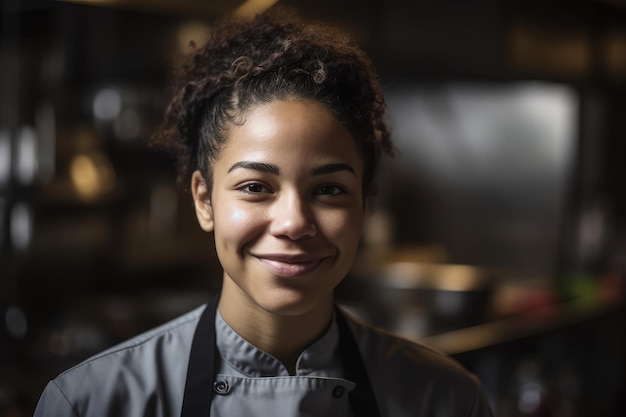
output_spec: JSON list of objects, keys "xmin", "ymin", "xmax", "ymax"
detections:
[{"xmin": 34, "ymin": 303, "xmax": 493, "ymax": 417}]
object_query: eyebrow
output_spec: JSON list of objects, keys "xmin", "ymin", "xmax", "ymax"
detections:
[
  {"xmin": 312, "ymin": 163, "xmax": 355, "ymax": 176},
  {"xmin": 227, "ymin": 161, "xmax": 355, "ymax": 176},
  {"xmin": 227, "ymin": 161, "xmax": 279, "ymax": 174}
]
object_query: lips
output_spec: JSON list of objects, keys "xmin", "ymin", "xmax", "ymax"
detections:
[{"xmin": 253, "ymin": 254, "xmax": 327, "ymax": 277}]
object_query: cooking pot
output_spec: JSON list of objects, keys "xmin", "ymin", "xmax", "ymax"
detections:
[{"xmin": 339, "ymin": 263, "xmax": 496, "ymax": 337}]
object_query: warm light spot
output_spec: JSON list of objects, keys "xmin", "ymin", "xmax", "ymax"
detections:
[
  {"xmin": 233, "ymin": 0, "xmax": 281, "ymax": 18},
  {"xmin": 509, "ymin": 24, "xmax": 590, "ymax": 78},
  {"xmin": 177, "ymin": 21, "xmax": 212, "ymax": 53},
  {"xmin": 70, "ymin": 152, "xmax": 116, "ymax": 199},
  {"xmin": 604, "ymin": 30, "xmax": 626, "ymax": 77}
]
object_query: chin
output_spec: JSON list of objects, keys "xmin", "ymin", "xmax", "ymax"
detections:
[{"xmin": 256, "ymin": 288, "xmax": 332, "ymax": 317}]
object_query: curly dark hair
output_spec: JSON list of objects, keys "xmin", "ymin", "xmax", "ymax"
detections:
[{"xmin": 153, "ymin": 8, "xmax": 393, "ymax": 197}]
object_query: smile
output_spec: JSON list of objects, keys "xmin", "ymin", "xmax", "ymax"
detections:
[{"xmin": 253, "ymin": 254, "xmax": 326, "ymax": 277}]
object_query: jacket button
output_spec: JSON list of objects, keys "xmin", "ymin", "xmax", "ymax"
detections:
[
  {"xmin": 213, "ymin": 380, "xmax": 231, "ymax": 395},
  {"xmin": 332, "ymin": 385, "xmax": 345, "ymax": 398}
]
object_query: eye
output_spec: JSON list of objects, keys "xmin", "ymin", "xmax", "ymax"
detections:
[
  {"xmin": 315, "ymin": 185, "xmax": 346, "ymax": 196},
  {"xmin": 238, "ymin": 182, "xmax": 271, "ymax": 194}
]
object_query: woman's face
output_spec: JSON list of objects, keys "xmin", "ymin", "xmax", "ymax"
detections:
[{"xmin": 192, "ymin": 98, "xmax": 365, "ymax": 317}]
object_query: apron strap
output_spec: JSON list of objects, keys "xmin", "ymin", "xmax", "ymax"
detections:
[
  {"xmin": 180, "ymin": 295, "xmax": 219, "ymax": 417},
  {"xmin": 181, "ymin": 296, "xmax": 382, "ymax": 417},
  {"xmin": 336, "ymin": 306, "xmax": 383, "ymax": 417}
]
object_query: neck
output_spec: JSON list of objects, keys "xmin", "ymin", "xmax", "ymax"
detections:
[{"xmin": 217, "ymin": 278, "xmax": 334, "ymax": 375}]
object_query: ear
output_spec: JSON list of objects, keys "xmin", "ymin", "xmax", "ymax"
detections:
[{"xmin": 191, "ymin": 170, "xmax": 214, "ymax": 232}]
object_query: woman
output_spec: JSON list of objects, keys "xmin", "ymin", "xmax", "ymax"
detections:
[{"xmin": 34, "ymin": 10, "xmax": 493, "ymax": 417}]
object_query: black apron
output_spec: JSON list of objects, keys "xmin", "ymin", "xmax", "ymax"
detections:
[{"xmin": 180, "ymin": 295, "xmax": 382, "ymax": 417}]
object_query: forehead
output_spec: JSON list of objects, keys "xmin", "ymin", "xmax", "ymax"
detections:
[{"xmin": 215, "ymin": 98, "xmax": 364, "ymax": 171}]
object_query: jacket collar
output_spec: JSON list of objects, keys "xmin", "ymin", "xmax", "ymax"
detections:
[
  {"xmin": 180, "ymin": 294, "xmax": 382, "ymax": 417},
  {"xmin": 215, "ymin": 310, "xmax": 343, "ymax": 378}
]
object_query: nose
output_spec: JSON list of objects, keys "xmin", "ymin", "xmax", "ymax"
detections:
[{"xmin": 269, "ymin": 191, "xmax": 317, "ymax": 240}]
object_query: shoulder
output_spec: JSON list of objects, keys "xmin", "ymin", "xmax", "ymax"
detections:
[
  {"xmin": 342, "ymin": 309, "xmax": 493, "ymax": 417},
  {"xmin": 69, "ymin": 303, "xmax": 205, "ymax": 366},
  {"xmin": 345, "ymin": 310, "xmax": 472, "ymax": 380},
  {"xmin": 36, "ymin": 305, "xmax": 206, "ymax": 417}
]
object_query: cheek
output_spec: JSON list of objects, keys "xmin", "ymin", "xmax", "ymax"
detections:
[
  {"xmin": 322, "ymin": 209, "xmax": 364, "ymax": 246},
  {"xmin": 230, "ymin": 207, "xmax": 248, "ymax": 224},
  {"xmin": 215, "ymin": 206, "xmax": 264, "ymax": 246}
]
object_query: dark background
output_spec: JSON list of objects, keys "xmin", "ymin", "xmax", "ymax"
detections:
[{"xmin": 1, "ymin": 0, "xmax": 625, "ymax": 415}]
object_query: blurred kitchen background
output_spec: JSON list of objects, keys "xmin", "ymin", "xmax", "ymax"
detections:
[{"xmin": 1, "ymin": 0, "xmax": 625, "ymax": 415}]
